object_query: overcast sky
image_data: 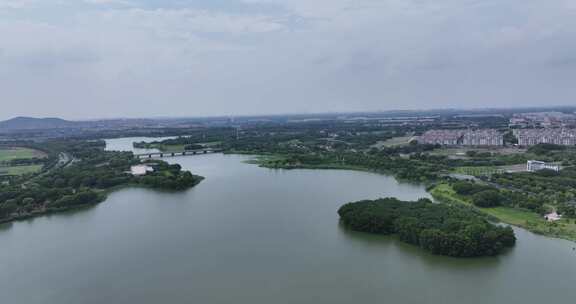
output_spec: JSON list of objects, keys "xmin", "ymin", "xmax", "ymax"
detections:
[{"xmin": 1, "ymin": 0, "xmax": 575, "ymax": 120}]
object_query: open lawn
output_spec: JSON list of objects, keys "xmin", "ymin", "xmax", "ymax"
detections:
[
  {"xmin": 0, "ymin": 165, "xmax": 43, "ymax": 176},
  {"xmin": 0, "ymin": 147, "xmax": 46, "ymax": 162},
  {"xmin": 483, "ymin": 206, "xmax": 543, "ymax": 225},
  {"xmin": 454, "ymin": 166, "xmax": 504, "ymax": 177},
  {"xmin": 453, "ymin": 164, "xmax": 526, "ymax": 177}
]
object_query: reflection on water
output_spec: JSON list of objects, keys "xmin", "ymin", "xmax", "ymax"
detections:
[
  {"xmin": 337, "ymin": 220, "xmax": 504, "ymax": 269},
  {"xmin": 0, "ymin": 201, "xmax": 100, "ymax": 232},
  {"xmin": 0, "ymin": 222, "xmax": 13, "ymax": 231}
]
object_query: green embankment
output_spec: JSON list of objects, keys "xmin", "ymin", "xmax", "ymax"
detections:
[{"xmin": 430, "ymin": 183, "xmax": 576, "ymax": 242}]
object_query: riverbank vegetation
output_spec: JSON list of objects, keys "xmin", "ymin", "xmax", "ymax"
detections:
[
  {"xmin": 338, "ymin": 198, "xmax": 516, "ymax": 257},
  {"xmin": 0, "ymin": 140, "xmax": 203, "ymax": 223},
  {"xmin": 430, "ymin": 183, "xmax": 576, "ymax": 241}
]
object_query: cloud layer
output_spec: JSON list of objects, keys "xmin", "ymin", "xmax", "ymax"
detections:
[{"xmin": 1, "ymin": 0, "xmax": 575, "ymax": 119}]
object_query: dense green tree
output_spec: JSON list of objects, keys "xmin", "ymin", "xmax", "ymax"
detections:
[
  {"xmin": 338, "ymin": 198, "xmax": 515, "ymax": 257},
  {"xmin": 472, "ymin": 190, "xmax": 503, "ymax": 208}
]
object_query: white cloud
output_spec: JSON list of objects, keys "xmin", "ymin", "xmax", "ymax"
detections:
[
  {"xmin": 0, "ymin": 0, "xmax": 37, "ymax": 9},
  {"xmin": 93, "ymin": 8, "xmax": 287, "ymax": 34},
  {"xmin": 1, "ymin": 0, "xmax": 576, "ymax": 119},
  {"xmin": 83, "ymin": 0, "xmax": 133, "ymax": 6}
]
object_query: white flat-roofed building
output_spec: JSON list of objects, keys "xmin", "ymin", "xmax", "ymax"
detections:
[
  {"xmin": 527, "ymin": 160, "xmax": 560, "ymax": 172},
  {"xmin": 130, "ymin": 165, "xmax": 154, "ymax": 176}
]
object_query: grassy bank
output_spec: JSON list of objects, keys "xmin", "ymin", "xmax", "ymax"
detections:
[{"xmin": 430, "ymin": 183, "xmax": 576, "ymax": 242}]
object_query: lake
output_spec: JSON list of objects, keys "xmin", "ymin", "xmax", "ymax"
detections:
[{"xmin": 0, "ymin": 137, "xmax": 575, "ymax": 304}]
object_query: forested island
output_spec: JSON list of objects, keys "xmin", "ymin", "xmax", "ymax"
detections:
[
  {"xmin": 0, "ymin": 140, "xmax": 203, "ymax": 223},
  {"xmin": 338, "ymin": 198, "xmax": 516, "ymax": 257}
]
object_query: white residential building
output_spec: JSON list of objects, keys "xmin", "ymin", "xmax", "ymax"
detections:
[{"xmin": 514, "ymin": 128, "xmax": 576, "ymax": 146}]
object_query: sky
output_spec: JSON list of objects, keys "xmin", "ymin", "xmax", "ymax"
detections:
[{"xmin": 1, "ymin": 0, "xmax": 576, "ymax": 120}]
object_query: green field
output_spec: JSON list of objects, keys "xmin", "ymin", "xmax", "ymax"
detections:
[
  {"xmin": 453, "ymin": 166, "xmax": 504, "ymax": 177},
  {"xmin": 0, "ymin": 147, "xmax": 46, "ymax": 162},
  {"xmin": 430, "ymin": 183, "xmax": 576, "ymax": 241},
  {"xmin": 0, "ymin": 165, "xmax": 43, "ymax": 176},
  {"xmin": 453, "ymin": 163, "xmax": 527, "ymax": 177}
]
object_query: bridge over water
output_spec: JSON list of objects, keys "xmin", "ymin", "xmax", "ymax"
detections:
[{"xmin": 135, "ymin": 148, "xmax": 223, "ymax": 159}]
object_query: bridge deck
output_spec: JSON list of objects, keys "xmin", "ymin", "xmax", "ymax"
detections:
[{"xmin": 135, "ymin": 149, "xmax": 223, "ymax": 159}]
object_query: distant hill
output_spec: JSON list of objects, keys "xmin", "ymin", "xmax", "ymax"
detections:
[{"xmin": 0, "ymin": 117, "xmax": 79, "ymax": 131}]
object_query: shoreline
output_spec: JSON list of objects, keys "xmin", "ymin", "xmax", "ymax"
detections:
[
  {"xmin": 244, "ymin": 153, "xmax": 576, "ymax": 242},
  {"xmin": 0, "ymin": 176, "xmax": 204, "ymax": 226}
]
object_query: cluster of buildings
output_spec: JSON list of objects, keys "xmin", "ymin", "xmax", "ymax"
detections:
[
  {"xmin": 419, "ymin": 127, "xmax": 576, "ymax": 147},
  {"xmin": 419, "ymin": 130, "xmax": 462, "ymax": 145},
  {"xmin": 513, "ymin": 129, "xmax": 576, "ymax": 146},
  {"xmin": 419, "ymin": 129, "xmax": 504, "ymax": 146},
  {"xmin": 509, "ymin": 112, "xmax": 576, "ymax": 128}
]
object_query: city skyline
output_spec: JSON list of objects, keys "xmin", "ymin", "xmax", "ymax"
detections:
[{"xmin": 1, "ymin": 105, "xmax": 576, "ymax": 122}]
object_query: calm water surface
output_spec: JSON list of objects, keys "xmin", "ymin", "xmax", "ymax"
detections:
[{"xmin": 0, "ymin": 137, "xmax": 575, "ymax": 304}]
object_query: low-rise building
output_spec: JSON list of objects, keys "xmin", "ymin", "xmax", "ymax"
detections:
[
  {"xmin": 527, "ymin": 160, "xmax": 560, "ymax": 172},
  {"xmin": 130, "ymin": 165, "xmax": 154, "ymax": 176},
  {"xmin": 514, "ymin": 128, "xmax": 576, "ymax": 146},
  {"xmin": 544, "ymin": 212, "xmax": 562, "ymax": 222}
]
